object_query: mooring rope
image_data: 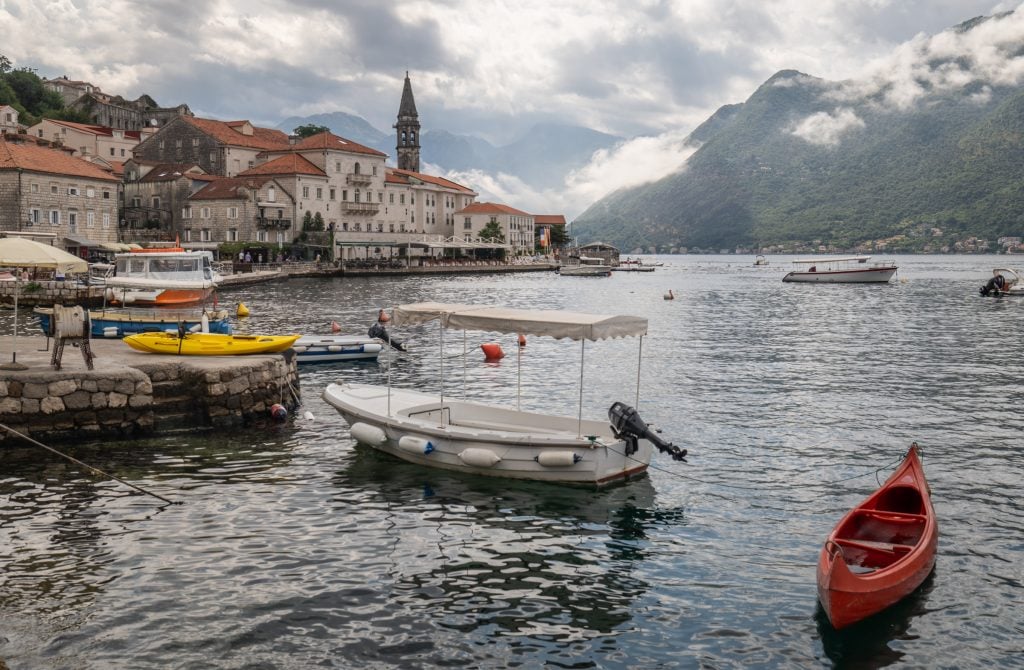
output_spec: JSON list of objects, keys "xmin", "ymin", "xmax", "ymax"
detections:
[{"xmin": 0, "ymin": 422, "xmax": 179, "ymax": 505}]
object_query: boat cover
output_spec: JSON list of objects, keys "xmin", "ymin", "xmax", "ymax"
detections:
[{"xmin": 391, "ymin": 302, "xmax": 647, "ymax": 341}]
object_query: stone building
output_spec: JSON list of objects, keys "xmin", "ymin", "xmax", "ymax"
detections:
[
  {"xmin": 121, "ymin": 161, "xmax": 219, "ymax": 241},
  {"xmin": 0, "ymin": 136, "xmax": 120, "ymax": 255},
  {"xmin": 1, "ymin": 105, "xmax": 21, "ymax": 135},
  {"xmin": 184, "ymin": 176, "xmax": 294, "ymax": 252},
  {"xmin": 394, "ymin": 72, "xmax": 421, "ymax": 172},
  {"xmin": 27, "ymin": 119, "xmax": 154, "ymax": 160},
  {"xmin": 42, "ymin": 76, "xmax": 101, "ymax": 106},
  {"xmin": 132, "ymin": 116, "xmax": 291, "ymax": 177},
  {"xmin": 42, "ymin": 77, "xmax": 191, "ymax": 131},
  {"xmin": 454, "ymin": 202, "xmax": 535, "ymax": 255}
]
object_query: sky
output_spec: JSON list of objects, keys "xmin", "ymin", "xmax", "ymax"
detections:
[{"xmin": 1, "ymin": 0, "xmax": 1020, "ymax": 218}]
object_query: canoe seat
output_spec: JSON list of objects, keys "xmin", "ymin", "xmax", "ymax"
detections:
[
  {"xmin": 858, "ymin": 509, "xmax": 927, "ymax": 522},
  {"xmin": 835, "ymin": 538, "xmax": 914, "ymax": 554}
]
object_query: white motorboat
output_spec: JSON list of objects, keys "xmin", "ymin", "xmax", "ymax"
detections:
[
  {"xmin": 559, "ymin": 256, "xmax": 613, "ymax": 277},
  {"xmin": 979, "ymin": 268, "xmax": 1024, "ymax": 296},
  {"xmin": 782, "ymin": 256, "xmax": 897, "ymax": 283},
  {"xmin": 754, "ymin": 255, "xmax": 769, "ymax": 266},
  {"xmin": 104, "ymin": 247, "xmax": 220, "ymax": 306},
  {"xmin": 293, "ymin": 335, "xmax": 384, "ymax": 364},
  {"xmin": 322, "ymin": 302, "xmax": 686, "ymax": 487}
]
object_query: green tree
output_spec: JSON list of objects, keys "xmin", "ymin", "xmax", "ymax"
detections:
[
  {"xmin": 293, "ymin": 124, "xmax": 330, "ymax": 138},
  {"xmin": 0, "ymin": 54, "xmax": 12, "ymax": 74},
  {"xmin": 302, "ymin": 210, "xmax": 313, "ymax": 230},
  {"xmin": 479, "ymin": 219, "xmax": 505, "ymax": 243},
  {"xmin": 312, "ymin": 212, "xmax": 325, "ymax": 231}
]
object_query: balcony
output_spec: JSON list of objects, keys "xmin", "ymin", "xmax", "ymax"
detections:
[
  {"xmin": 256, "ymin": 218, "xmax": 292, "ymax": 230},
  {"xmin": 346, "ymin": 172, "xmax": 373, "ymax": 186},
  {"xmin": 341, "ymin": 201, "xmax": 380, "ymax": 215}
]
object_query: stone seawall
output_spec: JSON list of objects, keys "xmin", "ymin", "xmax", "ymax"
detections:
[{"xmin": 0, "ymin": 336, "xmax": 299, "ymax": 445}]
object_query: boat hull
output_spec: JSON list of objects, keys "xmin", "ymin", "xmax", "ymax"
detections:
[
  {"xmin": 35, "ymin": 307, "xmax": 231, "ymax": 338},
  {"xmin": 783, "ymin": 267, "xmax": 898, "ymax": 283},
  {"xmin": 294, "ymin": 336, "xmax": 383, "ymax": 363},
  {"xmin": 559, "ymin": 266, "xmax": 613, "ymax": 276},
  {"xmin": 123, "ymin": 332, "xmax": 299, "ymax": 355},
  {"xmin": 816, "ymin": 445, "xmax": 938, "ymax": 629},
  {"xmin": 105, "ymin": 287, "xmax": 215, "ymax": 307},
  {"xmin": 323, "ymin": 383, "xmax": 653, "ymax": 487}
]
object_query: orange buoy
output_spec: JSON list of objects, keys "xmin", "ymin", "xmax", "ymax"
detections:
[
  {"xmin": 481, "ymin": 343, "xmax": 505, "ymax": 360},
  {"xmin": 518, "ymin": 333, "xmax": 526, "ymax": 347},
  {"xmin": 331, "ymin": 321, "xmax": 341, "ymax": 333}
]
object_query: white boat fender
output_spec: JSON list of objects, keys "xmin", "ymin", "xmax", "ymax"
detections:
[
  {"xmin": 327, "ymin": 345, "xmax": 343, "ymax": 352},
  {"xmin": 350, "ymin": 422, "xmax": 387, "ymax": 446},
  {"xmin": 293, "ymin": 345, "xmax": 308, "ymax": 353},
  {"xmin": 364, "ymin": 343, "xmax": 383, "ymax": 354},
  {"xmin": 200, "ymin": 312, "xmax": 210, "ymax": 333},
  {"xmin": 303, "ymin": 411, "xmax": 315, "ymax": 421},
  {"xmin": 398, "ymin": 435, "xmax": 435, "ymax": 455},
  {"xmin": 103, "ymin": 326, "xmax": 120, "ymax": 338},
  {"xmin": 535, "ymin": 451, "xmax": 581, "ymax": 467},
  {"xmin": 458, "ymin": 448, "xmax": 501, "ymax": 467}
]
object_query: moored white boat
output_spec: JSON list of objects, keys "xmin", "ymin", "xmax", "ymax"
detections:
[
  {"xmin": 559, "ymin": 256, "xmax": 613, "ymax": 277},
  {"xmin": 979, "ymin": 268, "xmax": 1024, "ymax": 296},
  {"xmin": 104, "ymin": 247, "xmax": 220, "ymax": 306},
  {"xmin": 782, "ymin": 256, "xmax": 897, "ymax": 283},
  {"xmin": 322, "ymin": 302, "xmax": 687, "ymax": 487},
  {"xmin": 293, "ymin": 335, "xmax": 384, "ymax": 364}
]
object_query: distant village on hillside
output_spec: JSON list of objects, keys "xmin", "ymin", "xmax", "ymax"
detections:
[{"xmin": 1, "ymin": 73, "xmax": 567, "ymax": 264}]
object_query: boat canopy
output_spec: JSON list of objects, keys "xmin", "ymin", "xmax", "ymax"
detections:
[
  {"xmin": 793, "ymin": 256, "xmax": 871, "ymax": 264},
  {"xmin": 392, "ymin": 302, "xmax": 647, "ymax": 341}
]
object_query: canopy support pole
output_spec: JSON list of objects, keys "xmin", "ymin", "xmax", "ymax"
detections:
[
  {"xmin": 439, "ymin": 321, "xmax": 446, "ymax": 427},
  {"xmin": 635, "ymin": 335, "xmax": 643, "ymax": 409},
  {"xmin": 387, "ymin": 306, "xmax": 393, "ymax": 417},
  {"xmin": 0, "ymin": 278, "xmax": 27, "ymax": 370},
  {"xmin": 577, "ymin": 336, "xmax": 585, "ymax": 438},
  {"xmin": 462, "ymin": 331, "xmax": 467, "ymax": 400},
  {"xmin": 516, "ymin": 333, "xmax": 522, "ymax": 411}
]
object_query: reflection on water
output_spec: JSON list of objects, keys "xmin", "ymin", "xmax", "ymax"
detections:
[{"xmin": 1, "ymin": 256, "xmax": 1023, "ymax": 668}]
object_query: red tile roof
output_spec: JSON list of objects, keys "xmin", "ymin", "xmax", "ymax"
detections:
[
  {"xmin": 190, "ymin": 176, "xmax": 273, "ymax": 201},
  {"xmin": 238, "ymin": 154, "xmax": 326, "ymax": 177},
  {"xmin": 457, "ymin": 201, "xmax": 531, "ymax": 216},
  {"xmin": 534, "ymin": 214, "xmax": 566, "ymax": 225},
  {"xmin": 388, "ymin": 167, "xmax": 476, "ymax": 193},
  {"xmin": 180, "ymin": 117, "xmax": 290, "ymax": 150},
  {"xmin": 41, "ymin": 119, "xmax": 143, "ymax": 140},
  {"xmin": 0, "ymin": 138, "xmax": 120, "ymax": 181},
  {"xmin": 289, "ymin": 131, "xmax": 387, "ymax": 157}
]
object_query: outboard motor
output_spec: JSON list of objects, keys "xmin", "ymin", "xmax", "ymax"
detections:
[
  {"xmin": 368, "ymin": 322, "xmax": 408, "ymax": 352},
  {"xmin": 608, "ymin": 402, "xmax": 687, "ymax": 461},
  {"xmin": 980, "ymin": 274, "xmax": 1007, "ymax": 296}
]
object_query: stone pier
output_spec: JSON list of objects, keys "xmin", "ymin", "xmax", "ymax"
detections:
[{"xmin": 0, "ymin": 336, "xmax": 300, "ymax": 445}]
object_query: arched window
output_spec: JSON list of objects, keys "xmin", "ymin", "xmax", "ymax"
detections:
[
  {"xmin": 354, "ymin": 162, "xmax": 361, "ymax": 174},
  {"xmin": 411, "ymin": 131, "xmax": 416, "ymax": 143},
  {"xmin": 401, "ymin": 131, "xmax": 407, "ymax": 146}
]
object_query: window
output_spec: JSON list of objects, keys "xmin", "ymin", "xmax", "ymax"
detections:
[
  {"xmin": 227, "ymin": 207, "xmax": 238, "ymax": 219},
  {"xmin": 29, "ymin": 208, "xmax": 41, "ymax": 224},
  {"xmin": 302, "ymin": 186, "xmax": 310, "ymax": 198},
  {"xmin": 193, "ymin": 138, "xmax": 199, "ymax": 146},
  {"xmin": 201, "ymin": 229, "xmax": 211, "ymax": 242},
  {"xmin": 378, "ymin": 193, "xmax": 383, "ymax": 203},
  {"xmin": 268, "ymin": 187, "xmax": 276, "ymax": 202},
  {"xmin": 50, "ymin": 184, "xmax": 58, "ymax": 194},
  {"xmin": 464, "ymin": 218, "xmax": 472, "ymax": 230},
  {"xmin": 31, "ymin": 183, "xmax": 38, "ymax": 193},
  {"xmin": 50, "ymin": 210, "xmax": 60, "ymax": 225},
  {"xmin": 86, "ymin": 187, "xmax": 95, "ymax": 198},
  {"xmin": 372, "ymin": 165, "xmax": 377, "ymax": 176},
  {"xmin": 354, "ymin": 162, "xmax": 361, "ymax": 174},
  {"xmin": 330, "ymin": 188, "xmax": 336, "ymax": 200},
  {"xmin": 400, "ymin": 194, "xmax": 405, "ymax": 205},
  {"xmin": 316, "ymin": 187, "xmax": 323, "ymax": 199},
  {"xmin": 103, "ymin": 190, "xmax": 110, "ymax": 199},
  {"xmin": 389, "ymin": 193, "xmax": 394, "ymax": 204},
  {"xmin": 209, "ymin": 152, "xmax": 216, "ymax": 162},
  {"xmin": 354, "ymin": 190, "xmax": 360, "ymax": 203},
  {"xmin": 176, "ymin": 139, "xmax": 182, "ymax": 148},
  {"xmin": 227, "ymin": 228, "xmax": 238, "ymax": 242},
  {"xmin": 131, "ymin": 196, "xmax": 141, "ymax": 208},
  {"xmin": 200, "ymin": 207, "xmax": 211, "ymax": 219},
  {"xmin": 182, "ymin": 207, "xmax": 192, "ymax": 219},
  {"xmin": 257, "ymin": 231, "xmax": 268, "ymax": 242},
  {"xmin": 110, "ymin": 148, "xmax": 115, "ymax": 156},
  {"xmin": 102, "ymin": 213, "xmax": 110, "ymax": 228},
  {"xmin": 342, "ymin": 190, "xmax": 347, "ymax": 201},
  {"xmin": 159, "ymin": 140, "xmax": 165, "ymax": 149},
  {"xmin": 120, "ymin": 148, "xmax": 125, "ymax": 157},
  {"xmin": 184, "ymin": 229, "xmax": 191, "ymax": 242},
  {"xmin": 86, "ymin": 211, "xmax": 95, "ymax": 228},
  {"xmin": 335, "ymin": 161, "xmax": 341, "ymax": 172},
  {"xmin": 152, "ymin": 196, "xmax": 161, "ymax": 209},
  {"xmin": 68, "ymin": 211, "xmax": 78, "ymax": 228}
]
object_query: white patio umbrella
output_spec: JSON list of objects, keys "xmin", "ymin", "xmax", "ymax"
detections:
[{"xmin": 0, "ymin": 237, "xmax": 88, "ymax": 370}]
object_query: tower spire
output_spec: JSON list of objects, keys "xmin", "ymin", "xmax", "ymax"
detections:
[{"xmin": 395, "ymin": 71, "xmax": 421, "ymax": 172}]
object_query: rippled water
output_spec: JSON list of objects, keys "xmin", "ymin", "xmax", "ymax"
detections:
[{"xmin": 1, "ymin": 255, "xmax": 1022, "ymax": 668}]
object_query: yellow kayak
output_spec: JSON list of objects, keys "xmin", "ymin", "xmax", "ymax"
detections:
[{"xmin": 123, "ymin": 332, "xmax": 301, "ymax": 355}]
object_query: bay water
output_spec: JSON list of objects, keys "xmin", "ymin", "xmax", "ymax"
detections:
[{"xmin": 1, "ymin": 255, "xmax": 1021, "ymax": 668}]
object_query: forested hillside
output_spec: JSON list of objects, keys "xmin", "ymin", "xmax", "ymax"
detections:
[{"xmin": 574, "ymin": 13, "xmax": 1024, "ymax": 253}]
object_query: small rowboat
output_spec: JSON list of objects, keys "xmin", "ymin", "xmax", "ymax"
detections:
[
  {"xmin": 293, "ymin": 335, "xmax": 384, "ymax": 364},
  {"xmin": 123, "ymin": 332, "xmax": 300, "ymax": 356},
  {"xmin": 817, "ymin": 444, "xmax": 938, "ymax": 629}
]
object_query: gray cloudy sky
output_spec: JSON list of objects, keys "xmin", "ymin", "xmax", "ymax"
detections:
[{"xmin": 1, "ymin": 0, "xmax": 1019, "ymax": 216}]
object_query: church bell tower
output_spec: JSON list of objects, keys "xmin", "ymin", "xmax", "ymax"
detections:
[{"xmin": 394, "ymin": 71, "xmax": 421, "ymax": 172}]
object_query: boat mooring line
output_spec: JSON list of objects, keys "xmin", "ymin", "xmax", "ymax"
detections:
[{"xmin": 0, "ymin": 422, "xmax": 180, "ymax": 506}]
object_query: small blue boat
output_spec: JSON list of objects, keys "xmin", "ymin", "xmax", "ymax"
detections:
[{"xmin": 35, "ymin": 307, "xmax": 232, "ymax": 338}]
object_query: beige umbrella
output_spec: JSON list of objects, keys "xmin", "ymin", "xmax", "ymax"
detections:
[{"xmin": 0, "ymin": 237, "xmax": 89, "ymax": 370}]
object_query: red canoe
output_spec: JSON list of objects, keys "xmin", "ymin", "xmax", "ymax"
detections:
[{"xmin": 816, "ymin": 444, "xmax": 938, "ymax": 629}]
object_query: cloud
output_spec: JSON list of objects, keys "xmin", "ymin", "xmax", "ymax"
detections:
[{"xmin": 790, "ymin": 108, "xmax": 866, "ymax": 146}]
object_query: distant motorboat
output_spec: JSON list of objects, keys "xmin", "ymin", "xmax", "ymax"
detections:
[
  {"xmin": 754, "ymin": 255, "xmax": 769, "ymax": 266},
  {"xmin": 559, "ymin": 256, "xmax": 613, "ymax": 277},
  {"xmin": 782, "ymin": 256, "xmax": 897, "ymax": 283},
  {"xmin": 979, "ymin": 268, "xmax": 1024, "ymax": 296}
]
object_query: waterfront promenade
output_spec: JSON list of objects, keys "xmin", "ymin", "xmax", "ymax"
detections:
[{"xmin": 0, "ymin": 335, "xmax": 299, "ymax": 446}]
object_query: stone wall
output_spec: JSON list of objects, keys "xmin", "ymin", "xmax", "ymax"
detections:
[{"xmin": 0, "ymin": 339, "xmax": 301, "ymax": 445}]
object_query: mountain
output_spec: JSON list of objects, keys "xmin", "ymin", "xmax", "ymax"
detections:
[
  {"xmin": 277, "ymin": 111, "xmax": 392, "ymax": 154},
  {"xmin": 277, "ymin": 115, "xmax": 622, "ymax": 190},
  {"xmin": 573, "ymin": 14, "xmax": 1024, "ymax": 253}
]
